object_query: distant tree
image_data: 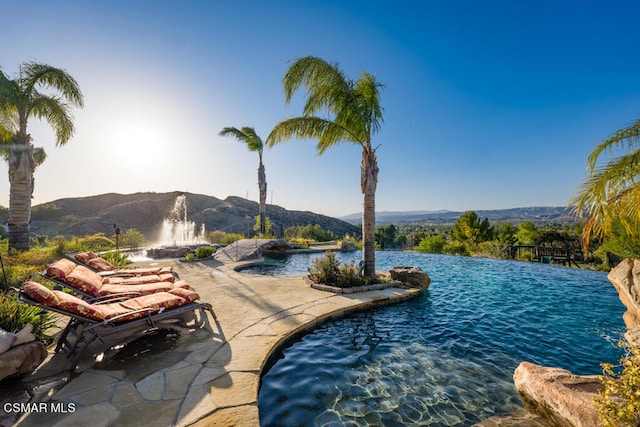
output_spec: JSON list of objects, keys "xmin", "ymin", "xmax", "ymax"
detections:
[
  {"xmin": 219, "ymin": 127, "xmax": 268, "ymax": 235},
  {"xmin": 515, "ymin": 221, "xmax": 542, "ymax": 245},
  {"xmin": 0, "ymin": 62, "xmax": 84, "ymax": 250},
  {"xmin": 267, "ymin": 56, "xmax": 384, "ymax": 279},
  {"xmin": 285, "ymin": 224, "xmax": 334, "ymax": 242},
  {"xmin": 571, "ymin": 118, "xmax": 640, "ymax": 254},
  {"xmin": 416, "ymin": 235, "xmax": 446, "ymax": 253},
  {"xmin": 451, "ymin": 211, "xmax": 492, "ymax": 245},
  {"xmin": 253, "ymin": 215, "xmax": 272, "ymax": 236},
  {"xmin": 376, "ymin": 224, "xmax": 397, "ymax": 249},
  {"xmin": 495, "ymin": 222, "xmax": 518, "ymax": 245}
]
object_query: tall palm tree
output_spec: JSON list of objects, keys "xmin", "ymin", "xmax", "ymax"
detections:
[
  {"xmin": 570, "ymin": 118, "xmax": 640, "ymax": 253},
  {"xmin": 219, "ymin": 126, "xmax": 268, "ymax": 235},
  {"xmin": 266, "ymin": 56, "xmax": 384, "ymax": 278},
  {"xmin": 0, "ymin": 62, "xmax": 84, "ymax": 250}
]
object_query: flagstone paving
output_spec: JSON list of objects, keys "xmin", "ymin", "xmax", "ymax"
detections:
[{"xmin": 12, "ymin": 254, "xmax": 426, "ymax": 426}]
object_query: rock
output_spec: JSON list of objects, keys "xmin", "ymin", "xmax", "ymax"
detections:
[
  {"xmin": 0, "ymin": 341, "xmax": 47, "ymax": 381},
  {"xmin": 339, "ymin": 241, "xmax": 357, "ymax": 252},
  {"xmin": 215, "ymin": 239, "xmax": 292, "ymax": 263},
  {"xmin": 608, "ymin": 258, "xmax": 640, "ymax": 341},
  {"xmin": 513, "ymin": 361, "xmax": 603, "ymax": 427},
  {"xmin": 147, "ymin": 244, "xmax": 217, "ymax": 259},
  {"xmin": 389, "ymin": 266, "xmax": 430, "ymax": 289}
]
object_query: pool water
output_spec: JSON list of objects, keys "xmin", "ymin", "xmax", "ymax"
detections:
[{"xmin": 254, "ymin": 251, "xmax": 626, "ymax": 426}]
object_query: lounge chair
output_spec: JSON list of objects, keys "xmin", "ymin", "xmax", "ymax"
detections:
[
  {"xmin": 18, "ymin": 281, "xmax": 216, "ymax": 370},
  {"xmin": 41, "ymin": 259, "xmax": 188, "ymax": 300},
  {"xmin": 70, "ymin": 252, "xmax": 176, "ymax": 278}
]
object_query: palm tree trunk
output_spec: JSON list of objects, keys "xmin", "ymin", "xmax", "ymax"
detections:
[
  {"xmin": 8, "ymin": 143, "xmax": 34, "ymax": 251},
  {"xmin": 258, "ymin": 162, "xmax": 267, "ymax": 235},
  {"xmin": 361, "ymin": 145, "xmax": 379, "ymax": 278}
]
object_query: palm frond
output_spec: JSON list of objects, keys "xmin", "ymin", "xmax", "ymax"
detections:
[
  {"xmin": 267, "ymin": 117, "xmax": 357, "ymax": 154},
  {"xmin": 21, "ymin": 62, "xmax": 84, "ymax": 108},
  {"xmin": 571, "ymin": 148, "xmax": 640, "ymax": 248},
  {"xmin": 219, "ymin": 126, "xmax": 264, "ymax": 153},
  {"xmin": 587, "ymin": 118, "xmax": 640, "ymax": 173},
  {"xmin": 32, "ymin": 147, "xmax": 47, "ymax": 166},
  {"xmin": 354, "ymin": 72, "xmax": 385, "ymax": 135},
  {"xmin": 30, "ymin": 95, "xmax": 75, "ymax": 146}
]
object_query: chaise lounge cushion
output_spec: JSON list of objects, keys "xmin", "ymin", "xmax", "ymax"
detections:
[
  {"xmin": 102, "ymin": 273, "xmax": 174, "ymax": 284},
  {"xmin": 98, "ymin": 282, "xmax": 173, "ymax": 297},
  {"xmin": 54, "ymin": 291, "xmax": 107, "ymax": 320},
  {"xmin": 65, "ymin": 265, "xmax": 104, "ymax": 295},
  {"xmin": 86, "ymin": 257, "xmax": 116, "ymax": 272},
  {"xmin": 168, "ymin": 287, "xmax": 200, "ymax": 303},
  {"xmin": 22, "ymin": 282, "xmax": 59, "ymax": 306},
  {"xmin": 121, "ymin": 292, "xmax": 185, "ymax": 311},
  {"xmin": 46, "ymin": 259, "xmax": 77, "ymax": 280},
  {"xmin": 74, "ymin": 252, "xmax": 174, "ymax": 276},
  {"xmin": 74, "ymin": 252, "xmax": 99, "ymax": 264}
]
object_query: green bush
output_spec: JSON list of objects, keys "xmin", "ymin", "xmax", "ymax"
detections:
[
  {"xmin": 184, "ymin": 252, "xmax": 196, "ymax": 261},
  {"xmin": 207, "ymin": 231, "xmax": 227, "ymax": 244},
  {"xmin": 221, "ymin": 233, "xmax": 245, "ymax": 245},
  {"xmin": 309, "ymin": 252, "xmax": 368, "ymax": 288},
  {"xmin": 416, "ymin": 235, "xmax": 446, "ymax": 253},
  {"xmin": 119, "ymin": 228, "xmax": 146, "ymax": 248},
  {"xmin": 594, "ymin": 343, "xmax": 640, "ymax": 426},
  {"xmin": 100, "ymin": 251, "xmax": 129, "ymax": 267},
  {"xmin": 443, "ymin": 241, "xmax": 470, "ymax": 256},
  {"xmin": 309, "ymin": 251, "xmax": 339, "ymax": 285},
  {"xmin": 195, "ymin": 246, "xmax": 215, "ymax": 258},
  {"xmin": 0, "ymin": 291, "xmax": 57, "ymax": 345}
]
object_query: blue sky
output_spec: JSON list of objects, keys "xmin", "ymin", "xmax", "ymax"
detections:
[{"xmin": 2, "ymin": 1, "xmax": 640, "ymax": 217}]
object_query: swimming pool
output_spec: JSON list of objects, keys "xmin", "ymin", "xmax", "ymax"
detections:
[{"xmin": 254, "ymin": 251, "xmax": 626, "ymax": 426}]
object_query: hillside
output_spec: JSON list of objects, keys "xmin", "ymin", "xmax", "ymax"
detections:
[
  {"xmin": 341, "ymin": 206, "xmax": 578, "ymax": 226},
  {"xmin": 0, "ymin": 192, "xmax": 360, "ymax": 242}
]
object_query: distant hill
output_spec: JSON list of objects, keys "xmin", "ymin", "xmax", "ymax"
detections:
[
  {"xmin": 340, "ymin": 207, "xmax": 577, "ymax": 226},
  {"xmin": 0, "ymin": 192, "xmax": 360, "ymax": 242}
]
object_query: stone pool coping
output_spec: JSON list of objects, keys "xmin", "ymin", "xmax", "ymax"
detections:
[{"xmin": 13, "ymin": 256, "xmax": 428, "ymax": 427}]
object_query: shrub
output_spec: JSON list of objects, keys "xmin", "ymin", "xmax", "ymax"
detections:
[
  {"xmin": 309, "ymin": 251, "xmax": 339, "ymax": 285},
  {"xmin": 416, "ymin": 235, "xmax": 446, "ymax": 253},
  {"xmin": 594, "ymin": 343, "xmax": 640, "ymax": 426},
  {"xmin": 207, "ymin": 231, "xmax": 227, "ymax": 244},
  {"xmin": 309, "ymin": 252, "xmax": 368, "ymax": 288},
  {"xmin": 221, "ymin": 233, "xmax": 245, "ymax": 245},
  {"xmin": 337, "ymin": 260, "xmax": 360, "ymax": 288},
  {"xmin": 119, "ymin": 228, "xmax": 146, "ymax": 248},
  {"xmin": 195, "ymin": 246, "xmax": 215, "ymax": 258},
  {"xmin": 77, "ymin": 233, "xmax": 115, "ymax": 251},
  {"xmin": 184, "ymin": 252, "xmax": 196, "ymax": 261},
  {"xmin": 0, "ymin": 291, "xmax": 57, "ymax": 345},
  {"xmin": 100, "ymin": 251, "xmax": 129, "ymax": 267},
  {"xmin": 443, "ymin": 241, "xmax": 470, "ymax": 256}
]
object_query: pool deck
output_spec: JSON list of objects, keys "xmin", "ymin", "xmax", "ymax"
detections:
[{"xmin": 12, "ymin": 255, "xmax": 427, "ymax": 426}]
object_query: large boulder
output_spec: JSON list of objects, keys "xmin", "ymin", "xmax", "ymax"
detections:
[
  {"xmin": 513, "ymin": 362, "xmax": 603, "ymax": 427},
  {"xmin": 608, "ymin": 258, "xmax": 640, "ymax": 341},
  {"xmin": 389, "ymin": 266, "xmax": 430, "ymax": 289}
]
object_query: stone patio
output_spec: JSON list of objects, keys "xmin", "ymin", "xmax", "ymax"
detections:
[{"xmin": 8, "ymin": 254, "xmax": 426, "ymax": 426}]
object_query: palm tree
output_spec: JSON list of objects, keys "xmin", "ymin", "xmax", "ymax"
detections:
[
  {"xmin": 266, "ymin": 56, "xmax": 384, "ymax": 278},
  {"xmin": 0, "ymin": 62, "xmax": 84, "ymax": 250},
  {"xmin": 570, "ymin": 118, "xmax": 640, "ymax": 253},
  {"xmin": 219, "ymin": 126, "xmax": 268, "ymax": 235}
]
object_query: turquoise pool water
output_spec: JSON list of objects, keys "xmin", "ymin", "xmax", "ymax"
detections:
[{"xmin": 254, "ymin": 251, "xmax": 625, "ymax": 426}]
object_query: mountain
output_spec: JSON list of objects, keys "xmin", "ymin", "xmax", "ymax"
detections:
[
  {"xmin": 340, "ymin": 210, "xmax": 452, "ymax": 224},
  {"xmin": 0, "ymin": 192, "xmax": 360, "ymax": 242},
  {"xmin": 340, "ymin": 207, "xmax": 577, "ymax": 226}
]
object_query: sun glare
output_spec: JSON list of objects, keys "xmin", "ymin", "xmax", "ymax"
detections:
[{"xmin": 108, "ymin": 119, "xmax": 173, "ymax": 169}]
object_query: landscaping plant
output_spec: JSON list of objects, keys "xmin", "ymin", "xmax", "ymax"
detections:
[{"xmin": 594, "ymin": 343, "xmax": 640, "ymax": 426}]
